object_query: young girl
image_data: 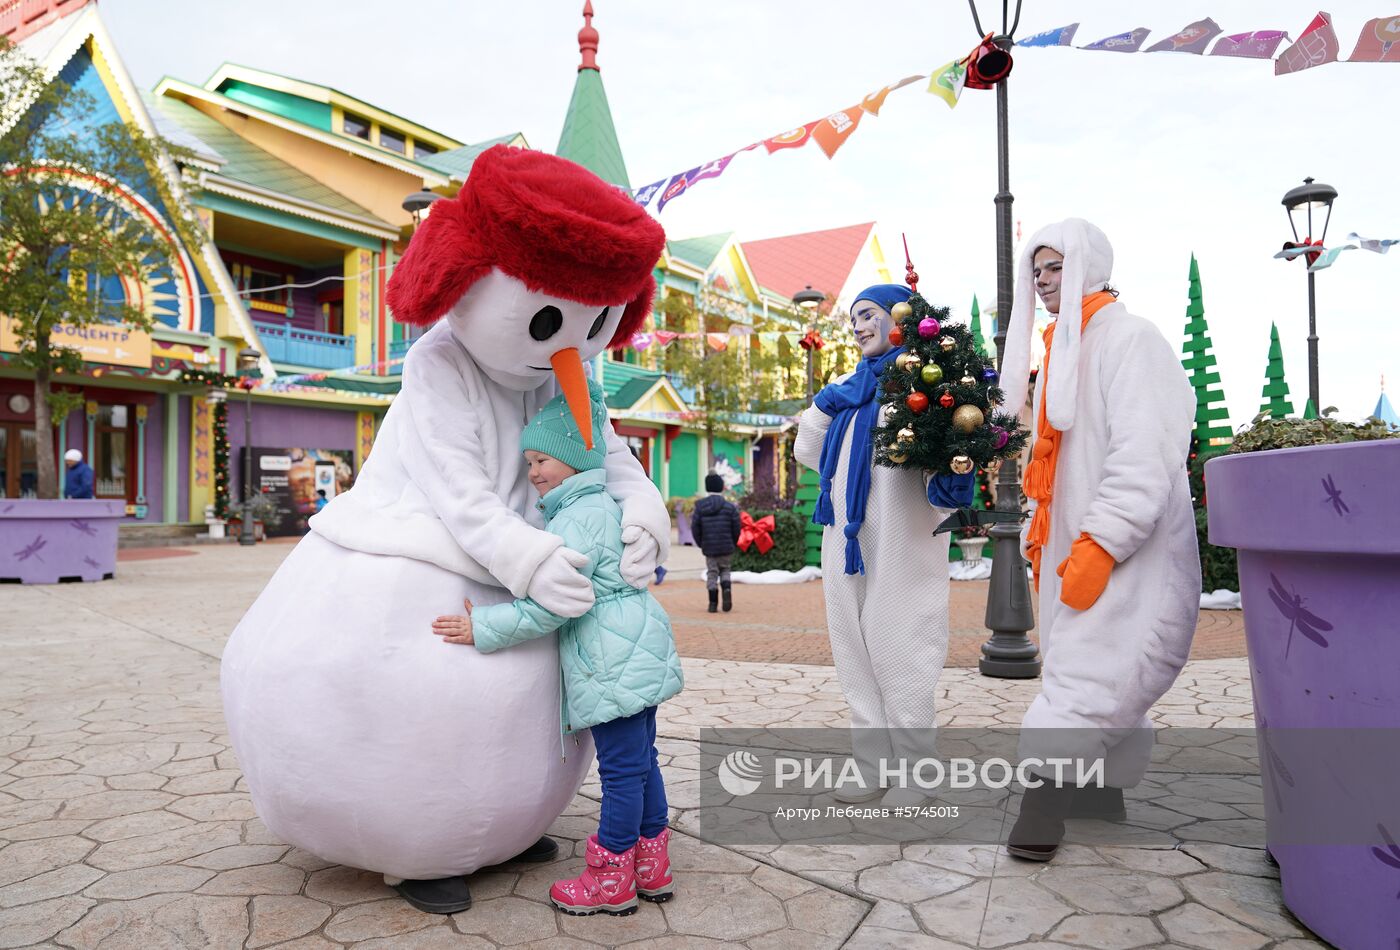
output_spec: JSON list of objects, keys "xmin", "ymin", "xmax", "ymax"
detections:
[{"xmin": 432, "ymin": 380, "xmax": 684, "ymax": 916}]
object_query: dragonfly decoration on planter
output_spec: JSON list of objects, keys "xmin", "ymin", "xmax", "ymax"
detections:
[
  {"xmin": 69, "ymin": 519, "xmax": 98, "ymax": 537},
  {"xmin": 1256, "ymin": 713, "xmax": 1296, "ymax": 813},
  {"xmin": 1373, "ymin": 823, "xmax": 1400, "ymax": 898},
  {"xmin": 14, "ymin": 535, "xmax": 46, "ymax": 562},
  {"xmin": 1321, "ymin": 474, "xmax": 1349, "ymax": 516},
  {"xmin": 1267, "ymin": 573, "xmax": 1333, "ymax": 658}
]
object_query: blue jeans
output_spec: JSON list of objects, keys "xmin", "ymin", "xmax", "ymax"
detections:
[{"xmin": 592, "ymin": 706, "xmax": 668, "ymax": 854}]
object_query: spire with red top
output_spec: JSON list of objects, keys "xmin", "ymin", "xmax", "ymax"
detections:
[{"xmin": 577, "ymin": 0, "xmax": 599, "ymax": 71}]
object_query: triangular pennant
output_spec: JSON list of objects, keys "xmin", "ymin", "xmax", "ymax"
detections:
[
  {"xmin": 1146, "ymin": 18, "xmax": 1222, "ymax": 54},
  {"xmin": 763, "ymin": 121, "xmax": 819, "ymax": 154},
  {"xmin": 927, "ymin": 59, "xmax": 967, "ymax": 107},
  {"xmin": 861, "ymin": 75, "xmax": 924, "ymax": 115},
  {"xmin": 811, "ymin": 106, "xmax": 864, "ymax": 159},
  {"xmin": 1081, "ymin": 27, "xmax": 1152, "ymax": 52},
  {"xmin": 1347, "ymin": 13, "xmax": 1400, "ymax": 61},
  {"xmin": 1276, "ymin": 12, "xmax": 1340, "ymax": 75},
  {"xmin": 1210, "ymin": 30, "xmax": 1291, "ymax": 58}
]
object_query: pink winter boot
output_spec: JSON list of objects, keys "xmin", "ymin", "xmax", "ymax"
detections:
[
  {"xmin": 549, "ymin": 835, "xmax": 638, "ymax": 916},
  {"xmin": 634, "ymin": 828, "xmax": 674, "ymax": 902}
]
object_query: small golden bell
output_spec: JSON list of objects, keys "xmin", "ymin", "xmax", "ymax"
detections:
[
  {"xmin": 949, "ymin": 454, "xmax": 974, "ymax": 475},
  {"xmin": 939, "ymin": 336, "xmax": 956, "ymax": 353}
]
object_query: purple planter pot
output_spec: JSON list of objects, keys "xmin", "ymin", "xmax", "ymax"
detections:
[
  {"xmin": 1207, "ymin": 440, "xmax": 1400, "ymax": 949},
  {"xmin": 0, "ymin": 499, "xmax": 124, "ymax": 584}
]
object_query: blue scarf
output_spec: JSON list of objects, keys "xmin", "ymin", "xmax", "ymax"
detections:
[{"xmin": 812, "ymin": 345, "xmax": 905, "ymax": 575}]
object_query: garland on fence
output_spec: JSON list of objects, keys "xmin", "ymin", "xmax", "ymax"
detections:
[{"xmin": 212, "ymin": 398, "xmax": 231, "ymax": 520}]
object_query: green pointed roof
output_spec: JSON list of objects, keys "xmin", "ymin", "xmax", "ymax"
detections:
[
  {"xmin": 555, "ymin": 4, "xmax": 630, "ymax": 190},
  {"xmin": 600, "ymin": 359, "xmax": 665, "ymax": 409},
  {"xmin": 968, "ymin": 294, "xmax": 988, "ymax": 357},
  {"xmin": 668, "ymin": 232, "xmax": 733, "ymax": 269}
]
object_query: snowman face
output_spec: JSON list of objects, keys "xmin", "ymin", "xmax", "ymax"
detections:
[
  {"xmin": 445, "ymin": 269, "xmax": 628, "ymax": 391},
  {"xmin": 851, "ymin": 299, "xmax": 894, "ymax": 359}
]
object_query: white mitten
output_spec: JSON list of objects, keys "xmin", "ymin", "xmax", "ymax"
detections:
[
  {"xmin": 619, "ymin": 525, "xmax": 660, "ymax": 589},
  {"xmin": 525, "ymin": 547, "xmax": 594, "ymax": 618}
]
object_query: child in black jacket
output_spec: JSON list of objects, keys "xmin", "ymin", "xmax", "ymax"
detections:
[{"xmin": 689, "ymin": 473, "xmax": 741, "ymax": 613}]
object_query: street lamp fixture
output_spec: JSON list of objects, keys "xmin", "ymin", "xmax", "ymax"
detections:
[
  {"xmin": 967, "ymin": 0, "xmax": 1040, "ymax": 679},
  {"xmin": 1281, "ymin": 177, "xmax": 1338, "ymax": 413},
  {"xmin": 793, "ymin": 285, "xmax": 825, "ymax": 400},
  {"xmin": 236, "ymin": 346, "xmax": 261, "ymax": 547},
  {"xmin": 402, "ymin": 187, "xmax": 441, "ymax": 227}
]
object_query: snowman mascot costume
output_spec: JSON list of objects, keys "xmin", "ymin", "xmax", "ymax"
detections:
[
  {"xmin": 793, "ymin": 285, "xmax": 974, "ymax": 808},
  {"xmin": 997, "ymin": 219, "xmax": 1199, "ymax": 861},
  {"xmin": 221, "ymin": 145, "xmax": 671, "ymax": 912}
]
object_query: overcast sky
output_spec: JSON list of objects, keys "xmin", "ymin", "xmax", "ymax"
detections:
[{"xmin": 102, "ymin": 0, "xmax": 1398, "ymax": 426}]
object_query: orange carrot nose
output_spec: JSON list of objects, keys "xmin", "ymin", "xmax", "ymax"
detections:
[{"xmin": 549, "ymin": 347, "xmax": 593, "ymax": 450}]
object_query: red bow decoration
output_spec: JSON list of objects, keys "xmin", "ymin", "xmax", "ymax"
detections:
[
  {"xmin": 798, "ymin": 330, "xmax": 825, "ymax": 351},
  {"xmin": 737, "ymin": 512, "xmax": 776, "ymax": 554}
]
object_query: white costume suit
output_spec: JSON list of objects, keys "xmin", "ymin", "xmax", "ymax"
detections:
[
  {"xmin": 221, "ymin": 277, "xmax": 671, "ymax": 881},
  {"xmin": 794, "ymin": 392, "xmax": 957, "ymax": 781},
  {"xmin": 1000, "ymin": 220, "xmax": 1200, "ymax": 787}
]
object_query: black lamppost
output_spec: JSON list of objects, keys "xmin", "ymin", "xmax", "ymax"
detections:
[
  {"xmin": 968, "ymin": 0, "xmax": 1040, "ymax": 678},
  {"xmin": 793, "ymin": 285, "xmax": 825, "ymax": 401},
  {"xmin": 237, "ymin": 346, "xmax": 261, "ymax": 547},
  {"xmin": 402, "ymin": 187, "xmax": 441, "ymax": 228},
  {"xmin": 1282, "ymin": 177, "xmax": 1337, "ymax": 413}
]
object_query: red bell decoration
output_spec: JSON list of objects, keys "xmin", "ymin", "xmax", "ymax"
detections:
[
  {"xmin": 888, "ymin": 325, "xmax": 904, "ymax": 346},
  {"xmin": 737, "ymin": 511, "xmax": 775, "ymax": 554},
  {"xmin": 798, "ymin": 330, "xmax": 825, "ymax": 351},
  {"xmin": 938, "ymin": 391, "xmax": 956, "ymax": 409},
  {"xmin": 964, "ymin": 33, "xmax": 1013, "ymax": 90},
  {"xmin": 906, "ymin": 391, "xmax": 929, "ymax": 413}
]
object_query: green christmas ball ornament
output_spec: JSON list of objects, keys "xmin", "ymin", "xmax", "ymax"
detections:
[{"xmin": 920, "ymin": 364, "xmax": 944, "ymax": 386}]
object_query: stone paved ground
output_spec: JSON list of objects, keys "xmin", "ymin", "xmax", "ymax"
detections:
[{"xmin": 0, "ymin": 543, "xmax": 1314, "ymax": 949}]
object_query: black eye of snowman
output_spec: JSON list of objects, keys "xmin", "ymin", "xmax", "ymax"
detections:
[
  {"xmin": 528, "ymin": 306, "xmax": 564, "ymax": 341},
  {"xmin": 587, "ymin": 307, "xmax": 610, "ymax": 340}
]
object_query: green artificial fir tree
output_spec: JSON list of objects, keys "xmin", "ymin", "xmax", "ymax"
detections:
[
  {"xmin": 1180, "ymin": 254, "xmax": 1232, "ymax": 457},
  {"xmin": 873, "ymin": 294, "xmax": 1028, "ymax": 478},
  {"xmin": 1259, "ymin": 322, "xmax": 1295, "ymax": 419}
]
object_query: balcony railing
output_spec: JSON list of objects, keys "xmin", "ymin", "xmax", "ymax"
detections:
[
  {"xmin": 387, "ymin": 335, "xmax": 420, "ymax": 366},
  {"xmin": 252, "ymin": 320, "xmax": 356, "ymax": 370}
]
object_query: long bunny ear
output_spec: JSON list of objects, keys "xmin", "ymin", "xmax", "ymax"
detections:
[
  {"xmin": 997, "ymin": 238, "xmax": 1044, "ymax": 418},
  {"xmin": 1045, "ymin": 220, "xmax": 1087, "ymax": 431}
]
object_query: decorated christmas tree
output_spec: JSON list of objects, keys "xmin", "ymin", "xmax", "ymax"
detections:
[
  {"xmin": 874, "ymin": 294, "xmax": 1027, "ymax": 477},
  {"xmin": 1259, "ymin": 322, "xmax": 1295, "ymax": 419},
  {"xmin": 1180, "ymin": 254, "xmax": 1232, "ymax": 457}
]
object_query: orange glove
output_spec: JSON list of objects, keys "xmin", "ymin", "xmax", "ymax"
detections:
[{"xmin": 1055, "ymin": 533, "xmax": 1115, "ymax": 611}]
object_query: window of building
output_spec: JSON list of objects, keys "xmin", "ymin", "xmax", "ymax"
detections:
[
  {"xmin": 93, "ymin": 405, "xmax": 134, "ymax": 502},
  {"xmin": 414, "ymin": 141, "xmax": 438, "ymax": 158},
  {"xmin": 246, "ymin": 267, "xmax": 290, "ymax": 309},
  {"xmin": 379, "ymin": 128, "xmax": 406, "ymax": 154},
  {"xmin": 343, "ymin": 113, "xmax": 370, "ymax": 140}
]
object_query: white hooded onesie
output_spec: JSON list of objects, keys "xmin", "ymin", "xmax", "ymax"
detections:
[{"xmin": 1000, "ymin": 219, "xmax": 1200, "ymax": 788}]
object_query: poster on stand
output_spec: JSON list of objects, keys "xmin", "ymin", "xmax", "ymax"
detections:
[{"xmin": 244, "ymin": 447, "xmax": 354, "ymax": 536}]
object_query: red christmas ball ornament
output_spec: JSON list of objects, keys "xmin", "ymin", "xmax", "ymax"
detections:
[
  {"xmin": 906, "ymin": 391, "xmax": 929, "ymax": 413},
  {"xmin": 888, "ymin": 325, "xmax": 904, "ymax": 346},
  {"xmin": 938, "ymin": 392, "xmax": 956, "ymax": 409}
]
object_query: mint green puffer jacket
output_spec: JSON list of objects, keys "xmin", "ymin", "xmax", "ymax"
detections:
[{"xmin": 471, "ymin": 468, "xmax": 684, "ymax": 733}]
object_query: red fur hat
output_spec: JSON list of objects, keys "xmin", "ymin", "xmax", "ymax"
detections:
[{"xmin": 387, "ymin": 145, "xmax": 665, "ymax": 347}]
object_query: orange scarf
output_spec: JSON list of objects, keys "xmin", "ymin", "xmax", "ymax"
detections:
[{"xmin": 1023, "ymin": 291, "xmax": 1117, "ymax": 590}]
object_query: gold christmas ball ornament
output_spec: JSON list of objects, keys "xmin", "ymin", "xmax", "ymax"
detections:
[
  {"xmin": 960, "ymin": 374, "xmax": 977, "ymax": 387},
  {"xmin": 949, "ymin": 454, "xmax": 975, "ymax": 475},
  {"xmin": 895, "ymin": 352, "xmax": 923, "ymax": 373},
  {"xmin": 896, "ymin": 426, "xmax": 916, "ymax": 445},
  {"xmin": 952, "ymin": 404, "xmax": 985, "ymax": 433},
  {"xmin": 888, "ymin": 450, "xmax": 910, "ymax": 464},
  {"xmin": 890, "ymin": 301, "xmax": 914, "ymax": 321},
  {"xmin": 939, "ymin": 335, "xmax": 956, "ymax": 353}
]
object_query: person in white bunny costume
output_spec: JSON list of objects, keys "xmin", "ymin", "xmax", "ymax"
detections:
[
  {"xmin": 997, "ymin": 218, "xmax": 1199, "ymax": 861},
  {"xmin": 221, "ymin": 145, "xmax": 672, "ymax": 913}
]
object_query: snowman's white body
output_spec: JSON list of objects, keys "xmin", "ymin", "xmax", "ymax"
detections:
[{"xmin": 222, "ymin": 276, "xmax": 671, "ymax": 879}]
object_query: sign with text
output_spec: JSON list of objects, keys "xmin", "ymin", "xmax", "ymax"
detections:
[{"xmin": 0, "ymin": 317, "xmax": 153, "ymax": 368}]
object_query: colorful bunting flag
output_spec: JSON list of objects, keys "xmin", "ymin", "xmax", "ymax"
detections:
[
  {"xmin": 1017, "ymin": 23, "xmax": 1079, "ymax": 47},
  {"xmin": 1347, "ymin": 232, "xmax": 1400, "ymax": 252},
  {"xmin": 655, "ymin": 170, "xmax": 695, "ymax": 213},
  {"xmin": 706, "ymin": 333, "xmax": 729, "ymax": 351},
  {"xmin": 1347, "ymin": 13, "xmax": 1400, "ymax": 61},
  {"xmin": 1081, "ymin": 27, "xmax": 1152, "ymax": 52},
  {"xmin": 1147, "ymin": 18, "xmax": 1222, "ymax": 53},
  {"xmin": 927, "ymin": 59, "xmax": 967, "ymax": 108},
  {"xmin": 630, "ymin": 332, "xmax": 653, "ymax": 351},
  {"xmin": 1276, "ymin": 12, "xmax": 1340, "ymax": 75},
  {"xmin": 861, "ymin": 75, "xmax": 923, "ymax": 115},
  {"xmin": 1210, "ymin": 30, "xmax": 1291, "ymax": 58},
  {"xmin": 632, "ymin": 179, "xmax": 665, "ymax": 208},
  {"xmin": 811, "ymin": 106, "xmax": 864, "ymax": 159},
  {"xmin": 653, "ymin": 330, "xmax": 679, "ymax": 347},
  {"xmin": 763, "ymin": 122, "xmax": 818, "ymax": 154},
  {"xmin": 1307, "ymin": 244, "xmax": 1358, "ymax": 271}
]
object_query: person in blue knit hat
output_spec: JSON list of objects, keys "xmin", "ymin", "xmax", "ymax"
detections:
[
  {"xmin": 430, "ymin": 379, "xmax": 684, "ymax": 917},
  {"xmin": 794, "ymin": 284, "xmax": 974, "ymax": 810}
]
